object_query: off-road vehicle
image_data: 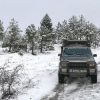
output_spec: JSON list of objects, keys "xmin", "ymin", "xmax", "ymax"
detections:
[{"xmin": 58, "ymin": 40, "xmax": 97, "ymax": 84}]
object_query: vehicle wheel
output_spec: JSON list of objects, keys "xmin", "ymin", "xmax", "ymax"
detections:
[
  {"xmin": 91, "ymin": 75, "xmax": 97, "ymax": 83},
  {"xmin": 58, "ymin": 73, "xmax": 65, "ymax": 84}
]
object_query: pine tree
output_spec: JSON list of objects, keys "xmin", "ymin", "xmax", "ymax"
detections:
[
  {"xmin": 56, "ymin": 22, "xmax": 63, "ymax": 42},
  {"xmin": 68, "ymin": 16, "xmax": 79, "ymax": 40},
  {"xmin": 39, "ymin": 14, "xmax": 53, "ymax": 52},
  {"xmin": 25, "ymin": 24, "xmax": 37, "ymax": 55},
  {"xmin": 62, "ymin": 20, "xmax": 69, "ymax": 40},
  {"xmin": 4, "ymin": 18, "xmax": 21, "ymax": 52},
  {"xmin": 41, "ymin": 14, "xmax": 52, "ymax": 33},
  {"xmin": 55, "ymin": 15, "xmax": 99, "ymax": 48},
  {"xmin": 86, "ymin": 22, "xmax": 98, "ymax": 47},
  {"xmin": 0, "ymin": 20, "xmax": 4, "ymax": 40}
]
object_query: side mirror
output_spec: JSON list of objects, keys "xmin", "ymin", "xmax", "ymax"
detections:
[
  {"xmin": 93, "ymin": 54, "xmax": 97, "ymax": 57},
  {"xmin": 58, "ymin": 54, "xmax": 61, "ymax": 56}
]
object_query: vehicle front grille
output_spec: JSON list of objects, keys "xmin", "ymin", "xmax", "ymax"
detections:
[{"xmin": 68, "ymin": 62, "xmax": 88, "ymax": 68}]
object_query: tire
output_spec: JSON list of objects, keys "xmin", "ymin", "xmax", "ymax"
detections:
[
  {"xmin": 91, "ymin": 75, "xmax": 97, "ymax": 83},
  {"xmin": 58, "ymin": 73, "xmax": 65, "ymax": 84}
]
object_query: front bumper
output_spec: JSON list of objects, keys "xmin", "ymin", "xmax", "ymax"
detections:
[{"xmin": 59, "ymin": 68, "xmax": 97, "ymax": 77}]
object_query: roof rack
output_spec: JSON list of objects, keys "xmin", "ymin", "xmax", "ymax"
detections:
[{"xmin": 62, "ymin": 40, "xmax": 91, "ymax": 47}]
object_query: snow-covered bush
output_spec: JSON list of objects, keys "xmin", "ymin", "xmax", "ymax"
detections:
[
  {"xmin": 0, "ymin": 64, "xmax": 23, "ymax": 99},
  {"xmin": 18, "ymin": 50, "xmax": 24, "ymax": 56}
]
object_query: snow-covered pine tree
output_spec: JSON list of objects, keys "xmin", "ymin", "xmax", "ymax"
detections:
[
  {"xmin": 86, "ymin": 22, "xmax": 98, "ymax": 47},
  {"xmin": 61, "ymin": 20, "xmax": 69, "ymax": 40},
  {"xmin": 25, "ymin": 24, "xmax": 38, "ymax": 55},
  {"xmin": 55, "ymin": 15, "xmax": 99, "ymax": 47},
  {"xmin": 56, "ymin": 22, "xmax": 63, "ymax": 43},
  {"xmin": 39, "ymin": 14, "xmax": 53, "ymax": 53},
  {"xmin": 4, "ymin": 18, "xmax": 21, "ymax": 52},
  {"xmin": 76, "ymin": 15, "xmax": 86, "ymax": 40},
  {"xmin": 96, "ymin": 29, "xmax": 100, "ymax": 47},
  {"xmin": 0, "ymin": 20, "xmax": 4, "ymax": 41},
  {"xmin": 19, "ymin": 35, "xmax": 27, "ymax": 52},
  {"xmin": 68, "ymin": 16, "xmax": 79, "ymax": 40}
]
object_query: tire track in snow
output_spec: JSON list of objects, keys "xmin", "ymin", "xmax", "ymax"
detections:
[
  {"xmin": 41, "ymin": 84, "xmax": 64, "ymax": 100},
  {"xmin": 41, "ymin": 78, "xmax": 90, "ymax": 100}
]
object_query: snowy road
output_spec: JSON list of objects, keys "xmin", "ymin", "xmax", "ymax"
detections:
[{"xmin": 41, "ymin": 76, "xmax": 91, "ymax": 100}]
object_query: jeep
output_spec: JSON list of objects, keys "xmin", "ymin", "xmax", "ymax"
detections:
[{"xmin": 58, "ymin": 40, "xmax": 97, "ymax": 84}]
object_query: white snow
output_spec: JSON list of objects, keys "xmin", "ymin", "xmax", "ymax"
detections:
[
  {"xmin": 0, "ymin": 45, "xmax": 100, "ymax": 100},
  {"xmin": 0, "ymin": 45, "xmax": 60, "ymax": 100}
]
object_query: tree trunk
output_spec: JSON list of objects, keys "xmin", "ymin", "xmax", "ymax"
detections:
[
  {"xmin": 40, "ymin": 39, "xmax": 43, "ymax": 53},
  {"xmin": 2, "ymin": 83, "xmax": 5, "ymax": 94},
  {"xmin": 32, "ymin": 41, "xmax": 34, "ymax": 55},
  {"xmin": 9, "ymin": 44, "xmax": 11, "ymax": 52},
  {"xmin": 8, "ymin": 85, "xmax": 11, "ymax": 94},
  {"xmin": 32, "ymin": 40, "xmax": 35, "ymax": 55}
]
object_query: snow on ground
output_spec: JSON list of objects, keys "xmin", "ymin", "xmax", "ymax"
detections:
[
  {"xmin": 0, "ymin": 44, "xmax": 60, "ymax": 100},
  {"xmin": 0, "ymin": 45, "xmax": 100, "ymax": 100}
]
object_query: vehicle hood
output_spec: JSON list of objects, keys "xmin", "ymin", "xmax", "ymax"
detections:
[{"xmin": 61, "ymin": 56, "xmax": 95, "ymax": 62}]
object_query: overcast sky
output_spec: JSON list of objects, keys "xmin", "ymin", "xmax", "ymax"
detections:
[{"xmin": 0, "ymin": 0, "xmax": 100, "ymax": 31}]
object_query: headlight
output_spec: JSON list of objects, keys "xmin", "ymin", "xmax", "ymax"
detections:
[
  {"xmin": 89, "ymin": 62, "xmax": 96, "ymax": 67},
  {"xmin": 60, "ymin": 61, "xmax": 68, "ymax": 67},
  {"xmin": 61, "ymin": 69, "xmax": 67, "ymax": 72}
]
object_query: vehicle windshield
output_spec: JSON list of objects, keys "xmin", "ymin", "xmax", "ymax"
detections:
[{"xmin": 63, "ymin": 47, "xmax": 92, "ymax": 57}]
